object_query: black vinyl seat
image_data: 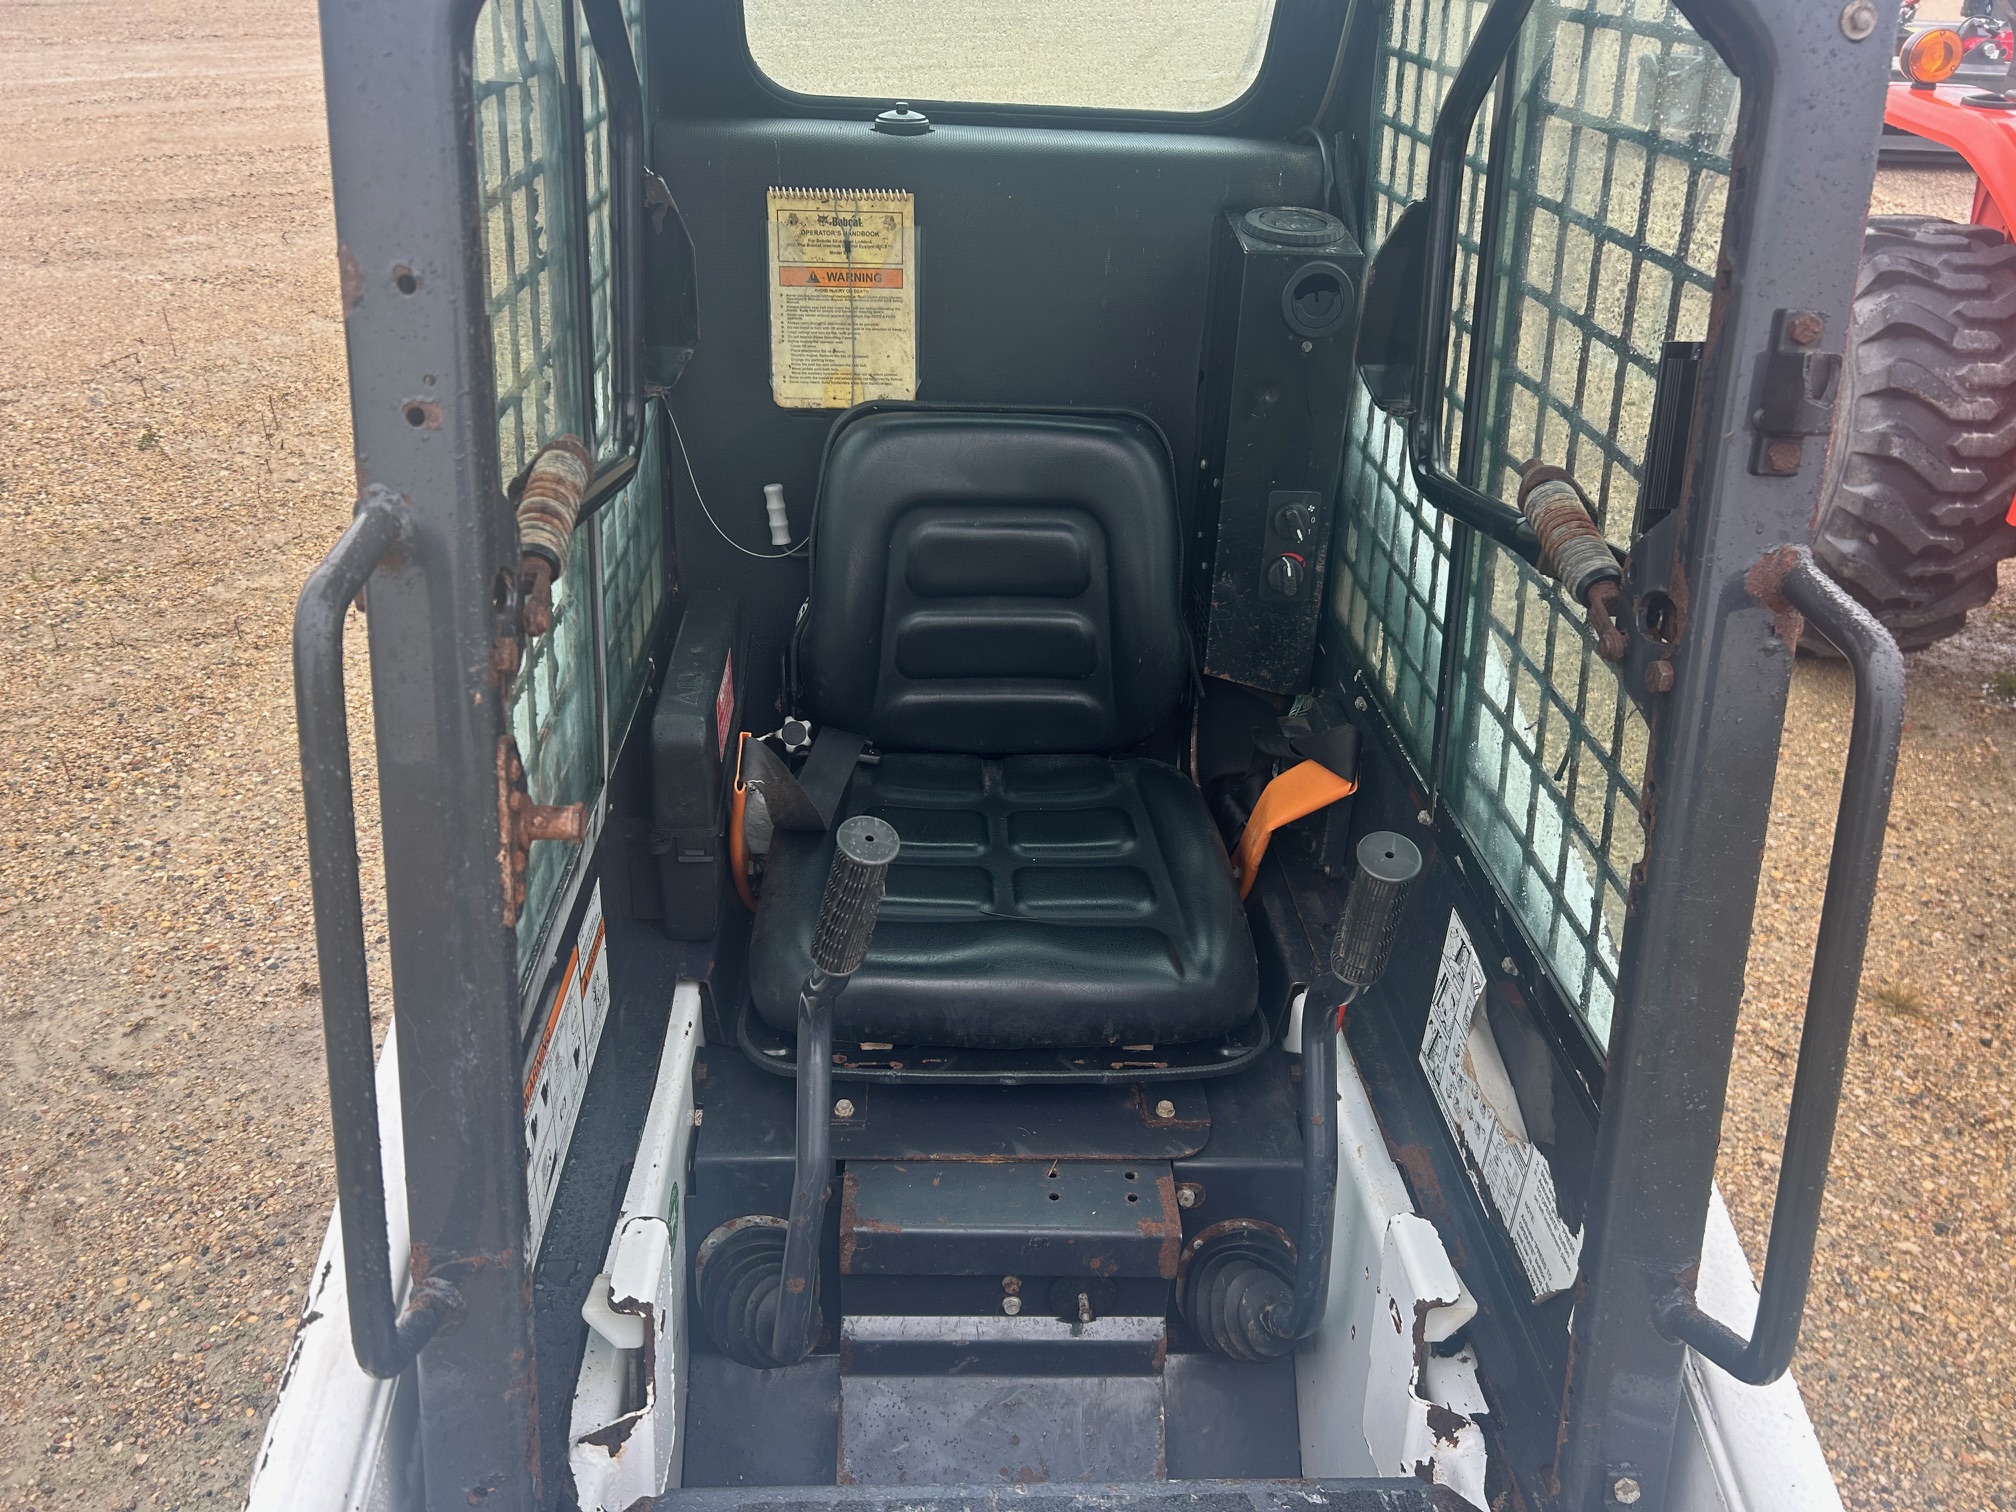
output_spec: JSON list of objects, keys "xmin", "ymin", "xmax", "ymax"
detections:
[{"xmin": 748, "ymin": 407, "xmax": 1259, "ymax": 1050}]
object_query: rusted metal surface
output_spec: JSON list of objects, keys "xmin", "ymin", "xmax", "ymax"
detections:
[
  {"xmin": 496, "ymin": 737, "xmax": 588, "ymax": 926},
  {"xmin": 514, "ymin": 434, "xmax": 593, "ymax": 637},
  {"xmin": 1744, "ymin": 543, "xmax": 1809, "ymax": 653},
  {"xmin": 1518, "ymin": 462, "xmax": 1628, "ymax": 661}
]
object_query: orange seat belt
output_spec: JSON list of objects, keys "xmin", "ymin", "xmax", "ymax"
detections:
[
  {"xmin": 729, "ymin": 732, "xmax": 758, "ymax": 913},
  {"xmin": 1231, "ymin": 758, "xmax": 1358, "ymax": 899}
]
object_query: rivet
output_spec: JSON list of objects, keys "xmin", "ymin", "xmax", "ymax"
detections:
[{"xmin": 1353, "ymin": 696, "xmax": 1369, "ymax": 712}]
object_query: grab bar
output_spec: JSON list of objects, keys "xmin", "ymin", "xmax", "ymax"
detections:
[
  {"xmin": 293, "ymin": 487, "xmax": 458, "ymax": 1378},
  {"xmin": 1656, "ymin": 546, "xmax": 1904, "ymax": 1384}
]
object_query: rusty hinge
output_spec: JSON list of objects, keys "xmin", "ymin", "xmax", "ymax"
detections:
[
  {"xmin": 1749, "ymin": 309, "xmax": 1841, "ymax": 477},
  {"xmin": 497, "ymin": 736, "xmax": 587, "ymax": 927}
]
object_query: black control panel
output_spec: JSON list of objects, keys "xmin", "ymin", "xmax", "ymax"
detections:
[{"xmin": 1191, "ymin": 207, "xmax": 1364, "ymax": 696}]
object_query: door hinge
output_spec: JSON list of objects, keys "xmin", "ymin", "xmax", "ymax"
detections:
[{"xmin": 1749, "ymin": 308, "xmax": 1841, "ymax": 476}]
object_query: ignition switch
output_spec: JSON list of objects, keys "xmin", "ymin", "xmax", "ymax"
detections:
[
  {"xmin": 1272, "ymin": 501, "xmax": 1314, "ymax": 545},
  {"xmin": 1267, "ymin": 553, "xmax": 1307, "ymax": 598}
]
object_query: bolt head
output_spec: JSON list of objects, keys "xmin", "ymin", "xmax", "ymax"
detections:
[
  {"xmin": 1839, "ymin": 0, "xmax": 1878, "ymax": 39},
  {"xmin": 1612, "ymin": 1476, "xmax": 1643, "ymax": 1505},
  {"xmin": 1353, "ymin": 696, "xmax": 1369, "ymax": 712},
  {"xmin": 1001, "ymin": 1275, "xmax": 1022, "ymax": 1295},
  {"xmin": 1154, "ymin": 1098, "xmax": 1178, "ymax": 1120},
  {"xmin": 1500, "ymin": 956, "xmax": 1518, "ymax": 975},
  {"xmin": 1645, "ymin": 659, "xmax": 1676, "ymax": 694},
  {"xmin": 1415, "ymin": 808, "xmax": 1433, "ymax": 827},
  {"xmin": 1176, "ymin": 1183, "xmax": 1203, "ymax": 1209},
  {"xmin": 1786, "ymin": 310, "xmax": 1825, "ymax": 347},
  {"xmin": 832, "ymin": 1098, "xmax": 856, "ymax": 1120},
  {"xmin": 1001, "ymin": 1295, "xmax": 1023, "ymax": 1316},
  {"xmin": 1765, "ymin": 437, "xmax": 1803, "ymax": 474}
]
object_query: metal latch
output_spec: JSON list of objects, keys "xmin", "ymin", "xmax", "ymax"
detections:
[
  {"xmin": 1749, "ymin": 309, "xmax": 1840, "ymax": 476},
  {"xmin": 498, "ymin": 737, "xmax": 588, "ymax": 926}
]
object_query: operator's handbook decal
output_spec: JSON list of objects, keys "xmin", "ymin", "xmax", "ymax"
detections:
[{"xmin": 767, "ymin": 187, "xmax": 917, "ymax": 409}]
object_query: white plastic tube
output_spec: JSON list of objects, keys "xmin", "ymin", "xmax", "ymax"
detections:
[{"xmin": 763, "ymin": 483, "xmax": 791, "ymax": 546}]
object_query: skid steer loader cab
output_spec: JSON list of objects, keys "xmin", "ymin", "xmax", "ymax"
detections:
[{"xmin": 258, "ymin": 0, "xmax": 1902, "ymax": 1508}]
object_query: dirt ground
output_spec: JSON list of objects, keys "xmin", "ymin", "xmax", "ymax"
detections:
[{"xmin": 0, "ymin": 3, "xmax": 2009, "ymax": 1509}]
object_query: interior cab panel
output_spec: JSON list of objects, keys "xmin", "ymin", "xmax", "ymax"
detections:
[{"xmin": 262, "ymin": 0, "xmax": 1894, "ymax": 1507}]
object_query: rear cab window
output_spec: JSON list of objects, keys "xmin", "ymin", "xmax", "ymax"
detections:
[{"xmin": 741, "ymin": 0, "xmax": 1280, "ymax": 112}]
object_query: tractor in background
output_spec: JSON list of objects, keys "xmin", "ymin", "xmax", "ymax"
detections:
[{"xmin": 1818, "ymin": 24, "xmax": 2016, "ymax": 648}]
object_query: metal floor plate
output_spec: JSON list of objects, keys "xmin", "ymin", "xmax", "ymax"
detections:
[
  {"xmin": 838, "ymin": 1374, "xmax": 1166, "ymax": 1485},
  {"xmin": 651, "ymin": 1481, "xmax": 1458, "ymax": 1511}
]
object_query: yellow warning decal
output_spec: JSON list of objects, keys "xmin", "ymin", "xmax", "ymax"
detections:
[{"xmin": 767, "ymin": 187, "xmax": 917, "ymax": 409}]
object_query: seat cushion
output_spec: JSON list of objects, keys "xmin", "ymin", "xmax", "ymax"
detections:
[
  {"xmin": 749, "ymin": 755, "xmax": 1259, "ymax": 1049},
  {"xmin": 798, "ymin": 408, "xmax": 1188, "ymax": 754}
]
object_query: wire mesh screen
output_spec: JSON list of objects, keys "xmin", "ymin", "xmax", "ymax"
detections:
[
  {"xmin": 1450, "ymin": 0, "xmax": 1737, "ymax": 1045},
  {"xmin": 600, "ymin": 403, "xmax": 668, "ymax": 738},
  {"xmin": 1338, "ymin": 0, "xmax": 1737, "ymax": 1046},
  {"xmin": 579, "ymin": 4, "xmax": 617, "ymax": 458},
  {"xmin": 476, "ymin": 0, "xmax": 598, "ymax": 963},
  {"xmin": 1330, "ymin": 0, "xmax": 1491, "ymax": 768},
  {"xmin": 475, "ymin": 0, "xmax": 587, "ymax": 483}
]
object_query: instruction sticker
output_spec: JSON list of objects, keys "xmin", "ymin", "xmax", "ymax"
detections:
[
  {"xmin": 1420, "ymin": 910, "xmax": 1583, "ymax": 1299},
  {"xmin": 767, "ymin": 187, "xmax": 917, "ymax": 408},
  {"xmin": 523, "ymin": 882, "xmax": 611, "ymax": 1265}
]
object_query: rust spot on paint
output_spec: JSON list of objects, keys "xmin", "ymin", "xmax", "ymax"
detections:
[
  {"xmin": 1745, "ymin": 544, "xmax": 1807, "ymax": 654},
  {"xmin": 337, "ymin": 244, "xmax": 363, "ymax": 314},
  {"xmin": 1145, "ymin": 1171, "xmax": 1184, "ymax": 1277}
]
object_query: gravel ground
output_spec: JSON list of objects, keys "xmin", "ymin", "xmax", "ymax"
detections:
[{"xmin": 0, "ymin": 3, "xmax": 2009, "ymax": 1508}]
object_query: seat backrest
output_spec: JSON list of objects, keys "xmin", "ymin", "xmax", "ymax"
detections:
[{"xmin": 798, "ymin": 408, "xmax": 1188, "ymax": 754}]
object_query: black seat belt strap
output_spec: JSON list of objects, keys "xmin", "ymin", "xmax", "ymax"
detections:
[{"xmin": 740, "ymin": 726, "xmax": 866, "ymax": 834}]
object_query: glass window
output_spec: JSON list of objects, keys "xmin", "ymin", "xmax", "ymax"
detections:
[
  {"xmin": 579, "ymin": 3, "xmax": 618, "ymax": 459},
  {"xmin": 474, "ymin": 0, "xmax": 587, "ymax": 480},
  {"xmin": 599, "ymin": 403, "xmax": 669, "ymax": 739},
  {"xmin": 742, "ymin": 0, "xmax": 1279, "ymax": 114},
  {"xmin": 1330, "ymin": 0, "xmax": 1493, "ymax": 769},
  {"xmin": 1447, "ymin": 0, "xmax": 1736, "ymax": 1048},
  {"xmin": 476, "ymin": 0, "xmax": 602, "ymax": 966},
  {"xmin": 1335, "ymin": 0, "xmax": 1738, "ymax": 1048}
]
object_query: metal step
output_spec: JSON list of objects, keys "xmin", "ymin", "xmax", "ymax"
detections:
[{"xmin": 650, "ymin": 1482, "xmax": 1456, "ymax": 1511}]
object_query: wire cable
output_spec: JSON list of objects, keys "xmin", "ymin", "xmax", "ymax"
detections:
[{"xmin": 667, "ymin": 404, "xmax": 807, "ymax": 560}]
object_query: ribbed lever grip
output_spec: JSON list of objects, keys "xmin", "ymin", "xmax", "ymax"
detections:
[
  {"xmin": 811, "ymin": 815, "xmax": 900, "ymax": 976},
  {"xmin": 1329, "ymin": 831, "xmax": 1424, "ymax": 989}
]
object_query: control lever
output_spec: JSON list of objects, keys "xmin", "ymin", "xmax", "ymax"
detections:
[
  {"xmin": 769, "ymin": 815, "xmax": 899, "ymax": 1366},
  {"xmin": 1183, "ymin": 830, "xmax": 1422, "ymax": 1359}
]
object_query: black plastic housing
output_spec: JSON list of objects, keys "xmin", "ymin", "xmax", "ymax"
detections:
[
  {"xmin": 650, "ymin": 588, "xmax": 741, "ymax": 941},
  {"xmin": 1194, "ymin": 208, "xmax": 1365, "ymax": 695}
]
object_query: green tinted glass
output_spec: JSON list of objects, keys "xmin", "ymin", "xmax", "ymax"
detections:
[
  {"xmin": 1331, "ymin": 0, "xmax": 1492, "ymax": 769},
  {"xmin": 1449, "ymin": 0, "xmax": 1737, "ymax": 1045},
  {"xmin": 1341, "ymin": 0, "xmax": 1738, "ymax": 1047},
  {"xmin": 475, "ymin": 0, "xmax": 598, "ymax": 966},
  {"xmin": 578, "ymin": 3, "xmax": 617, "ymax": 459},
  {"xmin": 600, "ymin": 403, "xmax": 668, "ymax": 739},
  {"xmin": 474, "ymin": 0, "xmax": 587, "ymax": 481}
]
